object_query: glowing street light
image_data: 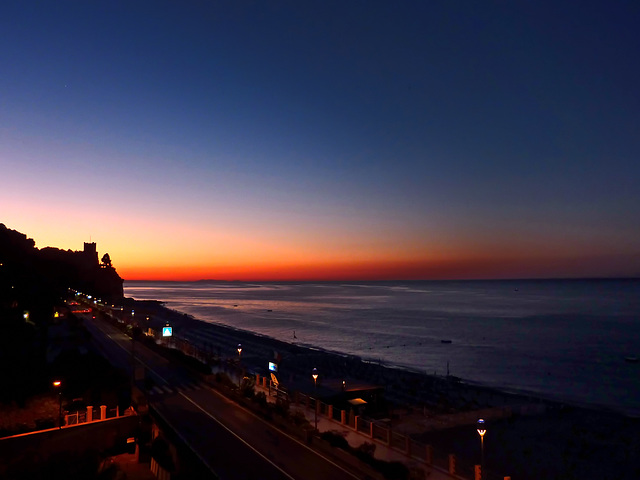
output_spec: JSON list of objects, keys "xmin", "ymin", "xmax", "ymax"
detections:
[
  {"xmin": 237, "ymin": 344, "xmax": 243, "ymax": 387},
  {"xmin": 477, "ymin": 418, "xmax": 486, "ymax": 479},
  {"xmin": 53, "ymin": 381, "xmax": 62, "ymax": 428},
  {"xmin": 312, "ymin": 368, "xmax": 319, "ymax": 430}
]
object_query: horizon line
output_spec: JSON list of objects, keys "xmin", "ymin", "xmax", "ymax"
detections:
[{"xmin": 122, "ymin": 275, "xmax": 640, "ymax": 283}]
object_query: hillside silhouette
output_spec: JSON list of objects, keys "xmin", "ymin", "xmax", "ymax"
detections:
[{"xmin": 0, "ymin": 224, "xmax": 124, "ymax": 404}]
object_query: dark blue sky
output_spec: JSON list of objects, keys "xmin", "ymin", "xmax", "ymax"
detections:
[{"xmin": 2, "ymin": 1, "xmax": 639, "ymax": 279}]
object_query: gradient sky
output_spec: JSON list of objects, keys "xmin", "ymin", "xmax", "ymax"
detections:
[{"xmin": 1, "ymin": 1, "xmax": 639, "ymax": 280}]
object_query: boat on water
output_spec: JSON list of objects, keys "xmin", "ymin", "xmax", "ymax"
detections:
[
  {"xmin": 624, "ymin": 356, "xmax": 639, "ymax": 363},
  {"xmin": 441, "ymin": 339, "xmax": 452, "ymax": 344}
]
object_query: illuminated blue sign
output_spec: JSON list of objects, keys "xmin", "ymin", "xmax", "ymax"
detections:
[{"xmin": 162, "ymin": 326, "xmax": 173, "ymax": 337}]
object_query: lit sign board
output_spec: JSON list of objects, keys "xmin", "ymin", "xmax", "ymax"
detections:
[
  {"xmin": 268, "ymin": 362, "xmax": 278, "ymax": 372},
  {"xmin": 162, "ymin": 326, "xmax": 173, "ymax": 337}
]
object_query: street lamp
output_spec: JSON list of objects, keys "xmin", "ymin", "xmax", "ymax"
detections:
[
  {"xmin": 477, "ymin": 418, "xmax": 486, "ymax": 479},
  {"xmin": 53, "ymin": 381, "xmax": 62, "ymax": 428},
  {"xmin": 312, "ymin": 368, "xmax": 318, "ymax": 430},
  {"xmin": 237, "ymin": 344, "xmax": 243, "ymax": 387}
]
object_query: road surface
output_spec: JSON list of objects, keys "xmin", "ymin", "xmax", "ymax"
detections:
[{"xmin": 82, "ymin": 312, "xmax": 369, "ymax": 480}]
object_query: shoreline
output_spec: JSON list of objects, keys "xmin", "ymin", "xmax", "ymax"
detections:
[
  {"xmin": 122, "ymin": 296, "xmax": 640, "ymax": 480},
  {"xmin": 123, "ymin": 296, "xmax": 634, "ymax": 418}
]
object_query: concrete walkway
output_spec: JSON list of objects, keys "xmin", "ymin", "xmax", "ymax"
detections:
[{"xmin": 254, "ymin": 383, "xmax": 459, "ymax": 480}]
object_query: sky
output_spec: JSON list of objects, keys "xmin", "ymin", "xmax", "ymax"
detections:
[{"xmin": 1, "ymin": 1, "xmax": 639, "ymax": 281}]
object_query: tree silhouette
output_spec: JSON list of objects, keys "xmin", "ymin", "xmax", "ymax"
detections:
[{"xmin": 101, "ymin": 253, "xmax": 112, "ymax": 267}]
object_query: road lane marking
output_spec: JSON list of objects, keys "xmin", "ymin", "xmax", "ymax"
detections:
[
  {"xmin": 88, "ymin": 315, "xmax": 360, "ymax": 479},
  {"xmin": 86, "ymin": 316, "xmax": 169, "ymax": 385},
  {"xmin": 197, "ymin": 388, "xmax": 363, "ymax": 480},
  {"xmin": 150, "ymin": 402, "xmax": 221, "ymax": 478},
  {"xmin": 179, "ymin": 391, "xmax": 297, "ymax": 480},
  {"xmin": 181, "ymin": 390, "xmax": 362, "ymax": 480}
]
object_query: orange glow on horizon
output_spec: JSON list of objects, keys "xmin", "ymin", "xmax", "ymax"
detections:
[
  {"xmin": 118, "ymin": 253, "xmax": 631, "ymax": 282},
  {"xmin": 3, "ymin": 216, "xmax": 637, "ymax": 283}
]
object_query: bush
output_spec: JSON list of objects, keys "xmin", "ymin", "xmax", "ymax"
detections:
[
  {"xmin": 253, "ymin": 391, "xmax": 268, "ymax": 408},
  {"xmin": 378, "ymin": 461, "xmax": 410, "ymax": 480},
  {"xmin": 241, "ymin": 383, "xmax": 255, "ymax": 399},
  {"xmin": 320, "ymin": 430, "xmax": 350, "ymax": 449},
  {"xmin": 214, "ymin": 372, "xmax": 236, "ymax": 389},
  {"xmin": 274, "ymin": 399, "xmax": 290, "ymax": 418},
  {"xmin": 290, "ymin": 410, "xmax": 310, "ymax": 427},
  {"xmin": 356, "ymin": 441, "xmax": 376, "ymax": 457},
  {"xmin": 319, "ymin": 430, "xmax": 408, "ymax": 480}
]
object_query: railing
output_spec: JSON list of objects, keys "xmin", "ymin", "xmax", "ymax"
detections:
[
  {"xmin": 65, "ymin": 411, "xmax": 85, "ymax": 425},
  {"xmin": 64, "ymin": 405, "xmax": 122, "ymax": 426},
  {"xmin": 288, "ymin": 386, "xmax": 513, "ymax": 480},
  {"xmin": 371, "ymin": 422, "xmax": 389, "ymax": 443},
  {"xmin": 390, "ymin": 430, "xmax": 406, "ymax": 450},
  {"xmin": 356, "ymin": 417, "xmax": 370, "ymax": 434}
]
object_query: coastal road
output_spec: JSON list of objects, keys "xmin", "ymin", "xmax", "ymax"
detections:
[{"xmin": 81, "ymin": 312, "xmax": 366, "ymax": 480}]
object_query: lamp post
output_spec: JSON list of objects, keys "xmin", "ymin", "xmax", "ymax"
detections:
[
  {"xmin": 312, "ymin": 368, "xmax": 318, "ymax": 430},
  {"xmin": 237, "ymin": 344, "xmax": 243, "ymax": 386},
  {"xmin": 477, "ymin": 418, "xmax": 486, "ymax": 479},
  {"xmin": 53, "ymin": 381, "xmax": 62, "ymax": 428}
]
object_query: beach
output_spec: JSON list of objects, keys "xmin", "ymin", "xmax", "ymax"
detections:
[
  {"xmin": 124, "ymin": 279, "xmax": 640, "ymax": 417},
  {"xmin": 121, "ymin": 296, "xmax": 640, "ymax": 480}
]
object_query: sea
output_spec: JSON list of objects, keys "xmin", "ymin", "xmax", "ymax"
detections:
[{"xmin": 124, "ymin": 278, "xmax": 640, "ymax": 416}]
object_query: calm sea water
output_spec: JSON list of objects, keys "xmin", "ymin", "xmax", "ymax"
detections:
[{"xmin": 124, "ymin": 279, "xmax": 640, "ymax": 415}]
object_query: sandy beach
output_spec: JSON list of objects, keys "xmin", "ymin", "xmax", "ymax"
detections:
[{"xmin": 123, "ymin": 298, "xmax": 640, "ymax": 480}]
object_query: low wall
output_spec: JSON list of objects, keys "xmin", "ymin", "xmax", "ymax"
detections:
[{"xmin": 0, "ymin": 415, "xmax": 139, "ymax": 477}]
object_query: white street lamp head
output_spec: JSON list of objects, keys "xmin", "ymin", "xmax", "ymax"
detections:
[{"xmin": 477, "ymin": 418, "xmax": 486, "ymax": 437}]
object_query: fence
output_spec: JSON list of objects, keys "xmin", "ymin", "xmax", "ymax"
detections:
[
  {"xmin": 64, "ymin": 405, "xmax": 124, "ymax": 426},
  {"xmin": 289, "ymin": 387, "xmax": 510, "ymax": 480}
]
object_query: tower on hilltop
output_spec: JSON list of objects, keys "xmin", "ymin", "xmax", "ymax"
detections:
[{"xmin": 84, "ymin": 242, "xmax": 99, "ymax": 265}]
